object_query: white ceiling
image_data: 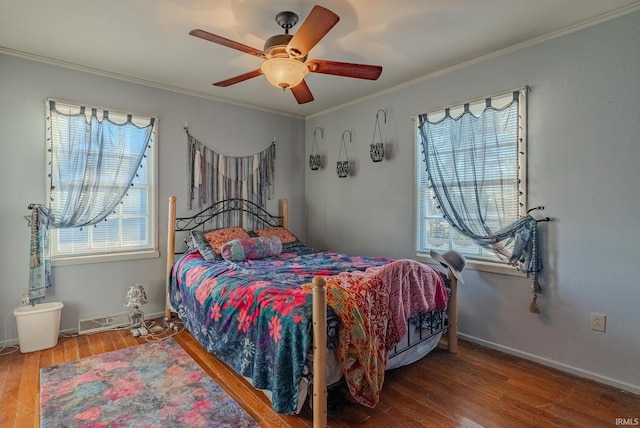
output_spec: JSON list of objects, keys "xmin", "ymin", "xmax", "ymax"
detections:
[{"xmin": 2, "ymin": 0, "xmax": 639, "ymax": 117}]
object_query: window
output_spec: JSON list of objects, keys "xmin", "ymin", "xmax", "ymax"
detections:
[
  {"xmin": 415, "ymin": 89, "xmax": 527, "ymax": 266},
  {"xmin": 46, "ymin": 100, "xmax": 158, "ymax": 264}
]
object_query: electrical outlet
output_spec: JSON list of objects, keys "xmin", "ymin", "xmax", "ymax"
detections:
[{"xmin": 591, "ymin": 313, "xmax": 606, "ymax": 332}]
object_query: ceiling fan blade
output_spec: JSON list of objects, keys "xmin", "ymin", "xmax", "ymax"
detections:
[
  {"xmin": 307, "ymin": 59, "xmax": 383, "ymax": 80},
  {"xmin": 213, "ymin": 69, "xmax": 263, "ymax": 87},
  {"xmin": 291, "ymin": 80, "xmax": 314, "ymax": 104},
  {"xmin": 286, "ymin": 5, "xmax": 339, "ymax": 58},
  {"xmin": 190, "ymin": 29, "xmax": 266, "ymax": 58}
]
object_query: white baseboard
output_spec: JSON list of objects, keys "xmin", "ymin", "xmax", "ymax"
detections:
[
  {"xmin": 1, "ymin": 311, "xmax": 168, "ymax": 348},
  {"xmin": 458, "ymin": 333, "xmax": 640, "ymax": 396},
  {"xmin": 1, "ymin": 338, "xmax": 19, "ymax": 347},
  {"xmin": 147, "ymin": 311, "xmax": 167, "ymax": 318}
]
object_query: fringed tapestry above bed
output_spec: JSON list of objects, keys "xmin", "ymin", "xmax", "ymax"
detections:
[{"xmin": 186, "ymin": 128, "xmax": 276, "ymax": 212}]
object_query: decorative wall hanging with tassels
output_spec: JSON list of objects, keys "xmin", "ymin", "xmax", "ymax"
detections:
[{"xmin": 185, "ymin": 127, "xmax": 276, "ymax": 211}]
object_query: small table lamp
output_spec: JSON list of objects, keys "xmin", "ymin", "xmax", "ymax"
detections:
[{"xmin": 125, "ymin": 284, "xmax": 148, "ymax": 334}]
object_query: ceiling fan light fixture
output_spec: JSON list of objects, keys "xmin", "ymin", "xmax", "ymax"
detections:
[
  {"xmin": 189, "ymin": 6, "xmax": 380, "ymax": 103},
  {"xmin": 260, "ymin": 57, "xmax": 308, "ymax": 89}
]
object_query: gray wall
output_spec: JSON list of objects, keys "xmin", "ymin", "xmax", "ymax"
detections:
[
  {"xmin": 304, "ymin": 11, "xmax": 640, "ymax": 394},
  {"xmin": 0, "ymin": 54, "xmax": 305, "ymax": 338},
  {"xmin": 1, "ymin": 9, "xmax": 638, "ymax": 397}
]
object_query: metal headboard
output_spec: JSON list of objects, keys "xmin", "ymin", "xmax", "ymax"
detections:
[{"xmin": 175, "ymin": 198, "xmax": 284, "ymax": 232}]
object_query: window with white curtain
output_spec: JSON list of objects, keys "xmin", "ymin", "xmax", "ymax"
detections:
[
  {"xmin": 46, "ymin": 100, "xmax": 158, "ymax": 264},
  {"xmin": 415, "ymin": 89, "xmax": 527, "ymax": 265}
]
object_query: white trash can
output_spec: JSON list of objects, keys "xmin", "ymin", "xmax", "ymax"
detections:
[{"xmin": 13, "ymin": 301, "xmax": 64, "ymax": 353}]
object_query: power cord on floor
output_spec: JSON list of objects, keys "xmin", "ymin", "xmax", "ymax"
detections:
[
  {"xmin": 58, "ymin": 315, "xmax": 185, "ymax": 342},
  {"xmin": 0, "ymin": 311, "xmax": 19, "ymax": 355},
  {"xmin": 0, "ymin": 308, "xmax": 187, "ymax": 355},
  {"xmin": 142, "ymin": 317, "xmax": 184, "ymax": 342}
]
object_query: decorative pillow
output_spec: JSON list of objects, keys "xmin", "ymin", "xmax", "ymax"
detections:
[
  {"xmin": 184, "ymin": 234, "xmax": 195, "ymax": 251},
  {"xmin": 191, "ymin": 227, "xmax": 251, "ymax": 261},
  {"xmin": 221, "ymin": 236, "xmax": 282, "ymax": 261},
  {"xmin": 250, "ymin": 227, "xmax": 300, "ymax": 244}
]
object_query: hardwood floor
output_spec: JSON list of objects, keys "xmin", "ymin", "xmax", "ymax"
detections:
[{"xmin": 1, "ymin": 324, "xmax": 639, "ymax": 427}]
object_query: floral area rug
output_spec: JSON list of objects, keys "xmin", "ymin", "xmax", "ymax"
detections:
[{"xmin": 40, "ymin": 338, "xmax": 259, "ymax": 427}]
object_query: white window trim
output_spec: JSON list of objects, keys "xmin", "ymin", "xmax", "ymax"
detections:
[
  {"xmin": 51, "ymin": 249, "xmax": 160, "ymax": 267},
  {"xmin": 414, "ymin": 252, "xmax": 528, "ymax": 278},
  {"xmin": 412, "ymin": 87, "xmax": 528, "ymax": 277},
  {"xmin": 45, "ymin": 98, "xmax": 160, "ymax": 266}
]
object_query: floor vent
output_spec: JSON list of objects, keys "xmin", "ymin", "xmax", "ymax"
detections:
[{"xmin": 78, "ymin": 310, "xmax": 131, "ymax": 335}]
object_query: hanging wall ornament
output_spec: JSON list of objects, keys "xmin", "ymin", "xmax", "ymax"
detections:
[
  {"xmin": 336, "ymin": 130, "xmax": 351, "ymax": 178},
  {"xmin": 370, "ymin": 109, "xmax": 386, "ymax": 162},
  {"xmin": 309, "ymin": 127, "xmax": 323, "ymax": 170}
]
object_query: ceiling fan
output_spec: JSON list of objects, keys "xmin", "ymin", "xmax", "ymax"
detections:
[{"xmin": 189, "ymin": 5, "xmax": 383, "ymax": 104}]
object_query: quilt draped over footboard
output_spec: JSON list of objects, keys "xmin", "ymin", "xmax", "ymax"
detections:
[{"xmin": 317, "ymin": 259, "xmax": 447, "ymax": 408}]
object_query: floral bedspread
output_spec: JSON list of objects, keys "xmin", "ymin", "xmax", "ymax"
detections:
[{"xmin": 169, "ymin": 246, "xmax": 392, "ymax": 414}]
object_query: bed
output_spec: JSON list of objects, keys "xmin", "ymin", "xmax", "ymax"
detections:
[{"xmin": 164, "ymin": 196, "xmax": 459, "ymax": 428}]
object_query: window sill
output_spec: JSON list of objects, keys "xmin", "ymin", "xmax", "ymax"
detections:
[
  {"xmin": 415, "ymin": 252, "xmax": 527, "ymax": 278},
  {"xmin": 52, "ymin": 249, "xmax": 160, "ymax": 267}
]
